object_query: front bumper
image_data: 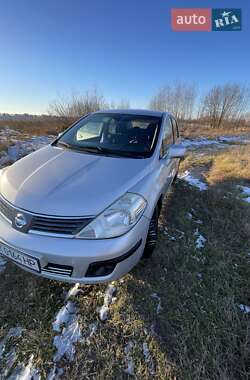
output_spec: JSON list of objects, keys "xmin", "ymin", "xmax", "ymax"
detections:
[{"xmin": 0, "ymin": 213, "xmax": 149, "ymax": 284}]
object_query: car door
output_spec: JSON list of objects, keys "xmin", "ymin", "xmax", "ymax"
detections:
[
  {"xmin": 159, "ymin": 115, "xmax": 176, "ymax": 193},
  {"xmin": 170, "ymin": 116, "xmax": 181, "ymax": 176}
]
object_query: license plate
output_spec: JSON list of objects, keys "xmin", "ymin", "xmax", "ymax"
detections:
[{"xmin": 0, "ymin": 242, "xmax": 40, "ymax": 272}]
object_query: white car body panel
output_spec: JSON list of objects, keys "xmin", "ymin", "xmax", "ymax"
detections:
[
  {"xmin": 0, "ymin": 145, "xmax": 153, "ymax": 216},
  {"xmin": 0, "ymin": 109, "xmax": 185, "ymax": 283}
]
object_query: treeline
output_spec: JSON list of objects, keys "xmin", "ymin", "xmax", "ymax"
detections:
[
  {"xmin": 49, "ymin": 83, "xmax": 250, "ymax": 130},
  {"xmin": 48, "ymin": 89, "xmax": 130, "ymax": 126},
  {"xmin": 147, "ymin": 82, "xmax": 250, "ymax": 129}
]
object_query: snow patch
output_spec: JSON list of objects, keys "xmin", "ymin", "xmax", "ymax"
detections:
[
  {"xmin": 182, "ymin": 137, "xmax": 221, "ymax": 148},
  {"xmin": 195, "ymin": 219, "xmax": 203, "ymax": 225},
  {"xmin": 237, "ymin": 185, "xmax": 250, "ymax": 203},
  {"xmin": 3, "ymin": 348, "xmax": 17, "ymax": 377},
  {"xmin": 194, "ymin": 229, "xmax": 206, "ymax": 249},
  {"xmin": 53, "ymin": 319, "xmax": 81, "ymax": 362},
  {"xmin": 0, "ymin": 349, "xmax": 17, "ymax": 379},
  {"xmin": 0, "ymin": 128, "xmax": 21, "ymax": 139},
  {"xmin": 0, "ymin": 134, "xmax": 52, "ymax": 168},
  {"xmin": 50, "ymin": 284, "xmax": 82, "ymax": 374},
  {"xmin": 65, "ymin": 283, "xmax": 81, "ymax": 300},
  {"xmin": 85, "ymin": 323, "xmax": 98, "ymax": 345},
  {"xmin": 46, "ymin": 366, "xmax": 64, "ymax": 380},
  {"xmin": 52, "ymin": 301, "xmax": 78, "ymax": 332},
  {"xmin": 6, "ymin": 136, "xmax": 51, "ymax": 163},
  {"xmin": 123, "ymin": 341, "xmax": 135, "ymax": 376},
  {"xmin": 187, "ymin": 212, "xmax": 203, "ymax": 224},
  {"xmin": 99, "ymin": 306, "xmax": 109, "ymax": 321},
  {"xmin": 182, "ymin": 135, "xmax": 250, "ymax": 150},
  {"xmin": 178, "ymin": 170, "xmax": 208, "ymax": 191},
  {"xmin": 0, "ymin": 328, "xmax": 23, "ymax": 378},
  {"xmin": 151, "ymin": 293, "xmax": 163, "ymax": 314},
  {"xmin": 0, "ymin": 327, "xmax": 22, "ymax": 360},
  {"xmin": 0, "ymin": 154, "xmax": 10, "ymax": 166},
  {"xmin": 218, "ymin": 135, "xmax": 250, "ymax": 144},
  {"xmin": 163, "ymin": 228, "xmax": 176, "ymax": 241},
  {"xmin": 239, "ymin": 304, "xmax": 250, "ymax": 314},
  {"xmin": 99, "ymin": 284, "xmax": 117, "ymax": 321},
  {"xmin": 163, "ymin": 227, "xmax": 184, "ymax": 241},
  {"xmin": 7, "ymin": 354, "xmax": 40, "ymax": 380},
  {"xmin": 52, "ymin": 287, "xmax": 82, "ymax": 363},
  {"xmin": 142, "ymin": 343, "xmax": 155, "ymax": 376}
]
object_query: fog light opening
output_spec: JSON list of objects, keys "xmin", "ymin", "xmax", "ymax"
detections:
[{"xmin": 86, "ymin": 263, "xmax": 116, "ymax": 277}]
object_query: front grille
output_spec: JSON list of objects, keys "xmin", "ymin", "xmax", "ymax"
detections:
[
  {"xmin": 0, "ymin": 195, "xmax": 93, "ymax": 236},
  {"xmin": 43, "ymin": 263, "xmax": 73, "ymax": 276},
  {"xmin": 30, "ymin": 216, "xmax": 92, "ymax": 236},
  {"xmin": 0, "ymin": 198, "xmax": 15, "ymax": 222}
]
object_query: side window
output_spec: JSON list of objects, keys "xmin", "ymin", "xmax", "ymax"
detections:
[
  {"xmin": 171, "ymin": 117, "xmax": 179, "ymax": 142},
  {"xmin": 161, "ymin": 117, "xmax": 173, "ymax": 156}
]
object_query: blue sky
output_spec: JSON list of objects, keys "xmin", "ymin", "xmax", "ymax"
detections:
[{"xmin": 0, "ymin": 0, "xmax": 249, "ymax": 114}]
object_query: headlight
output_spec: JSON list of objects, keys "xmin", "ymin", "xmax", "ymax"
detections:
[{"xmin": 76, "ymin": 192, "xmax": 147, "ymax": 239}]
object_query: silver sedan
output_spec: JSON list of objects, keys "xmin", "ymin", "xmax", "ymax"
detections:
[{"xmin": 0, "ymin": 109, "xmax": 185, "ymax": 283}]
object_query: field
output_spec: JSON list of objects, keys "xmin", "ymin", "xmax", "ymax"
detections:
[{"xmin": 0, "ymin": 124, "xmax": 250, "ymax": 379}]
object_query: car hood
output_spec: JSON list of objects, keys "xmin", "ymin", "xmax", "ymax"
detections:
[{"xmin": 0, "ymin": 146, "xmax": 152, "ymax": 216}]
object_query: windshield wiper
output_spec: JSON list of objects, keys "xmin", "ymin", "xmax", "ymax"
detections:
[
  {"xmin": 107, "ymin": 150, "xmax": 145, "ymax": 158},
  {"xmin": 79, "ymin": 146, "xmax": 145, "ymax": 158},
  {"xmin": 57, "ymin": 143, "xmax": 145, "ymax": 158},
  {"xmin": 74, "ymin": 145, "xmax": 107, "ymax": 153},
  {"xmin": 56, "ymin": 141, "xmax": 73, "ymax": 149},
  {"xmin": 55, "ymin": 142, "xmax": 105, "ymax": 154}
]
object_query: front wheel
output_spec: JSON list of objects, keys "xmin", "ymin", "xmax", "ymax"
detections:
[
  {"xmin": 172, "ymin": 162, "xmax": 180, "ymax": 183},
  {"xmin": 142, "ymin": 206, "xmax": 159, "ymax": 259}
]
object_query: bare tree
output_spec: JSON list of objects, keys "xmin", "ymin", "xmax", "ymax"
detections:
[
  {"xmin": 149, "ymin": 82, "xmax": 196, "ymax": 121},
  {"xmin": 109, "ymin": 99, "xmax": 130, "ymax": 109},
  {"xmin": 200, "ymin": 83, "xmax": 250, "ymax": 128},
  {"xmin": 48, "ymin": 89, "xmax": 131, "ymax": 124},
  {"xmin": 48, "ymin": 88, "xmax": 107, "ymax": 120}
]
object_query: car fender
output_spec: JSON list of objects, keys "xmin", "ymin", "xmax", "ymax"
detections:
[{"xmin": 128, "ymin": 164, "xmax": 165, "ymax": 220}]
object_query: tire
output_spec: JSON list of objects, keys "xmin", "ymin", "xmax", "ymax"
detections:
[
  {"xmin": 142, "ymin": 206, "xmax": 159, "ymax": 259},
  {"xmin": 173, "ymin": 162, "xmax": 180, "ymax": 183},
  {"xmin": 173, "ymin": 171, "xmax": 178, "ymax": 183}
]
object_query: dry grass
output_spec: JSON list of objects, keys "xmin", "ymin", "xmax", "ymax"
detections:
[
  {"xmin": 62, "ymin": 174, "xmax": 250, "ymax": 380},
  {"xmin": 1, "ymin": 179, "xmax": 249, "ymax": 379},
  {"xmin": 180, "ymin": 145, "xmax": 250, "ymax": 192},
  {"xmin": 180, "ymin": 154, "xmax": 213, "ymax": 173},
  {"xmin": 1, "ymin": 118, "xmax": 249, "ymax": 141},
  {"xmin": 180, "ymin": 122, "xmax": 250, "ymax": 139},
  {"xmin": 207, "ymin": 146, "xmax": 250, "ymax": 186},
  {"xmin": 0, "ymin": 264, "xmax": 66, "ymax": 377},
  {"xmin": 0, "ymin": 119, "xmax": 68, "ymax": 136},
  {"xmin": 0, "ymin": 142, "xmax": 10, "ymax": 152},
  {"xmin": 0, "ymin": 132, "xmax": 250, "ymax": 379}
]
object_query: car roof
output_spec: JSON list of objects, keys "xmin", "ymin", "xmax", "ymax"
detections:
[{"xmin": 93, "ymin": 109, "xmax": 167, "ymax": 118}]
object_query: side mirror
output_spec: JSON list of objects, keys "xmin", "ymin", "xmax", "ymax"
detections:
[{"xmin": 168, "ymin": 144, "xmax": 186, "ymax": 160}]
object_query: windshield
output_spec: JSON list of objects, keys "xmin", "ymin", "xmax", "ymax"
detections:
[{"xmin": 55, "ymin": 113, "xmax": 162, "ymax": 158}]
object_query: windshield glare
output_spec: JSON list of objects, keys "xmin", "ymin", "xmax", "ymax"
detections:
[{"xmin": 57, "ymin": 113, "xmax": 161, "ymax": 158}]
